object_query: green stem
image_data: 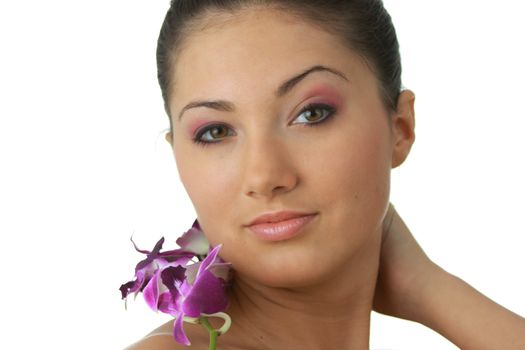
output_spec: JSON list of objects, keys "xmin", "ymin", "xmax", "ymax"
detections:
[{"xmin": 200, "ymin": 317, "xmax": 218, "ymax": 350}]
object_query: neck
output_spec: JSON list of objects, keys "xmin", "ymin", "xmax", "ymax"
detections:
[{"xmin": 222, "ymin": 235, "xmax": 381, "ymax": 350}]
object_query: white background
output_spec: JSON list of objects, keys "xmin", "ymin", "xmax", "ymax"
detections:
[{"xmin": 0, "ymin": 1, "xmax": 524, "ymax": 349}]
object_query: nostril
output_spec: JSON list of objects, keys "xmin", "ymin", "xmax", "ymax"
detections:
[{"xmin": 272, "ymin": 185, "xmax": 288, "ymax": 194}]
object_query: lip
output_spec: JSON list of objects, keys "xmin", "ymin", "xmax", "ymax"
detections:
[
  {"xmin": 246, "ymin": 210, "xmax": 317, "ymax": 226},
  {"xmin": 245, "ymin": 211, "xmax": 318, "ymax": 241}
]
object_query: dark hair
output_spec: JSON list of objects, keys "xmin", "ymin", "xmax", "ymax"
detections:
[{"xmin": 157, "ymin": 0, "xmax": 402, "ymax": 133}]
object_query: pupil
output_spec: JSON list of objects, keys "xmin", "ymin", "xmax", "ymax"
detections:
[
  {"xmin": 307, "ymin": 108, "xmax": 322, "ymax": 121},
  {"xmin": 212, "ymin": 127, "xmax": 226, "ymax": 138}
]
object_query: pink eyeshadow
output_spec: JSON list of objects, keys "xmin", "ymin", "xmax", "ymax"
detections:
[
  {"xmin": 187, "ymin": 119, "xmax": 215, "ymax": 137},
  {"xmin": 184, "ymin": 84, "xmax": 346, "ymax": 137},
  {"xmin": 300, "ymin": 85, "xmax": 345, "ymax": 108}
]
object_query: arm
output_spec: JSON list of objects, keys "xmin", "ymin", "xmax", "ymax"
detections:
[
  {"xmin": 418, "ymin": 264, "xmax": 525, "ymax": 349},
  {"xmin": 374, "ymin": 203, "xmax": 525, "ymax": 349}
]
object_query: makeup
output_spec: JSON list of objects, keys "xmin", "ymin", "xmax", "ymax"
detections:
[{"xmin": 246, "ymin": 214, "xmax": 318, "ymax": 241}]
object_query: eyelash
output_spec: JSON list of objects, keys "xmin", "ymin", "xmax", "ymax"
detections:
[{"xmin": 192, "ymin": 103, "xmax": 337, "ymax": 147}]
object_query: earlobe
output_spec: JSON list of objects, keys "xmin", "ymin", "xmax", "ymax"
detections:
[
  {"xmin": 391, "ymin": 89, "xmax": 416, "ymax": 168},
  {"xmin": 165, "ymin": 131, "xmax": 173, "ymax": 147}
]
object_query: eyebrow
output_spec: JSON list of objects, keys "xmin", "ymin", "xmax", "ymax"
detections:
[{"xmin": 177, "ymin": 65, "xmax": 349, "ymax": 121}]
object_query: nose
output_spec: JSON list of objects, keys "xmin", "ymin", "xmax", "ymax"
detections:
[{"xmin": 242, "ymin": 132, "xmax": 298, "ymax": 200}]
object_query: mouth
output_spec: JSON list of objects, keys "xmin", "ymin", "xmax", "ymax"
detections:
[
  {"xmin": 245, "ymin": 213, "xmax": 318, "ymax": 241},
  {"xmin": 246, "ymin": 210, "xmax": 318, "ymax": 226}
]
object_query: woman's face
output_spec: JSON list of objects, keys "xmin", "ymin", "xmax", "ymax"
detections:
[{"xmin": 166, "ymin": 8, "xmax": 398, "ymax": 288}]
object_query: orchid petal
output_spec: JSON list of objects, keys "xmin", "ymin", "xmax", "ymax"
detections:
[
  {"xmin": 179, "ymin": 279, "xmax": 192, "ymax": 297},
  {"xmin": 182, "ymin": 269, "xmax": 229, "ymax": 317},
  {"xmin": 192, "ymin": 219, "xmax": 201, "ymax": 230},
  {"xmin": 176, "ymin": 222, "xmax": 210, "ymax": 256},
  {"xmin": 160, "ymin": 265, "xmax": 186, "ymax": 297},
  {"xmin": 135, "ymin": 237, "xmax": 165, "ymax": 271},
  {"xmin": 158, "ymin": 291, "xmax": 179, "ymax": 316},
  {"xmin": 184, "ymin": 262, "xmax": 200, "ymax": 285},
  {"xmin": 134, "ymin": 269, "xmax": 147, "ymax": 294},
  {"xmin": 130, "ymin": 235, "xmax": 153, "ymax": 255},
  {"xmin": 209, "ymin": 262, "xmax": 232, "ymax": 282},
  {"xmin": 133, "ymin": 258, "xmax": 168, "ymax": 296},
  {"xmin": 158, "ymin": 249, "xmax": 196, "ymax": 262},
  {"xmin": 173, "ymin": 313, "xmax": 191, "ymax": 346},
  {"xmin": 143, "ymin": 269, "xmax": 161, "ymax": 311},
  {"xmin": 197, "ymin": 245, "xmax": 221, "ymax": 277},
  {"xmin": 119, "ymin": 280, "xmax": 136, "ymax": 299},
  {"xmin": 119, "ymin": 267, "xmax": 149, "ymax": 299},
  {"xmin": 156, "ymin": 257, "xmax": 191, "ymax": 271},
  {"xmin": 160, "ymin": 265, "xmax": 186, "ymax": 285}
]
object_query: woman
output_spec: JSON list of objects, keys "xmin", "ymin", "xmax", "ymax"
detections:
[{"xmin": 126, "ymin": 0, "xmax": 525, "ymax": 348}]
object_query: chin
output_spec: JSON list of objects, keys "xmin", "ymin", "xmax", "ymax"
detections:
[{"xmin": 228, "ymin": 242, "xmax": 356, "ymax": 289}]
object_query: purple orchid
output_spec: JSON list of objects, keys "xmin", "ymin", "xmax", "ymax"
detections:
[
  {"xmin": 119, "ymin": 219, "xmax": 232, "ymax": 347},
  {"xmin": 176, "ymin": 220, "xmax": 210, "ymax": 257},
  {"xmin": 145, "ymin": 245, "xmax": 230, "ymax": 345},
  {"xmin": 119, "ymin": 237, "xmax": 193, "ymax": 300},
  {"xmin": 119, "ymin": 220, "xmax": 210, "ymax": 300}
]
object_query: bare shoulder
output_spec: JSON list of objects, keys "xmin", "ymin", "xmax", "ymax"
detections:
[
  {"xmin": 123, "ymin": 319, "xmax": 210, "ymax": 350},
  {"xmin": 123, "ymin": 334, "xmax": 187, "ymax": 350}
]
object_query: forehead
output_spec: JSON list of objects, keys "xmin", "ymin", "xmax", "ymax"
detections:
[{"xmin": 170, "ymin": 7, "xmax": 372, "ymax": 110}]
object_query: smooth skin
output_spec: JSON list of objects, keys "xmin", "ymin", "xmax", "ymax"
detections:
[
  {"xmin": 126, "ymin": 6, "xmax": 525, "ymax": 350},
  {"xmin": 375, "ymin": 203, "xmax": 525, "ymax": 349},
  {"xmin": 127, "ymin": 203, "xmax": 525, "ymax": 349}
]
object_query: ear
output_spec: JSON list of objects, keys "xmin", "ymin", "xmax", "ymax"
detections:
[
  {"xmin": 390, "ymin": 89, "xmax": 416, "ymax": 168},
  {"xmin": 165, "ymin": 131, "xmax": 173, "ymax": 148}
]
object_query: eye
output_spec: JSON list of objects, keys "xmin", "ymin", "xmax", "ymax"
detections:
[
  {"xmin": 192, "ymin": 103, "xmax": 336, "ymax": 147},
  {"xmin": 193, "ymin": 124, "xmax": 236, "ymax": 146},
  {"xmin": 291, "ymin": 103, "xmax": 336, "ymax": 126}
]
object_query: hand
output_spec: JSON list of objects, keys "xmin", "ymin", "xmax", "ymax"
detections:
[
  {"xmin": 373, "ymin": 203, "xmax": 525, "ymax": 349},
  {"xmin": 372, "ymin": 203, "xmax": 439, "ymax": 321}
]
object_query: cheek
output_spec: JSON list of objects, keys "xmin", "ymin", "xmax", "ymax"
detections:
[
  {"xmin": 311, "ymin": 118, "xmax": 391, "ymax": 242},
  {"xmin": 314, "ymin": 120, "xmax": 390, "ymax": 196},
  {"xmin": 174, "ymin": 144, "xmax": 240, "ymax": 241},
  {"xmin": 340, "ymin": 134, "xmax": 389, "ymax": 201}
]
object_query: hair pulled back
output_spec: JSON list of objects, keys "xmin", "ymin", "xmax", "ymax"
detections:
[{"xmin": 157, "ymin": 0, "xmax": 402, "ymax": 133}]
